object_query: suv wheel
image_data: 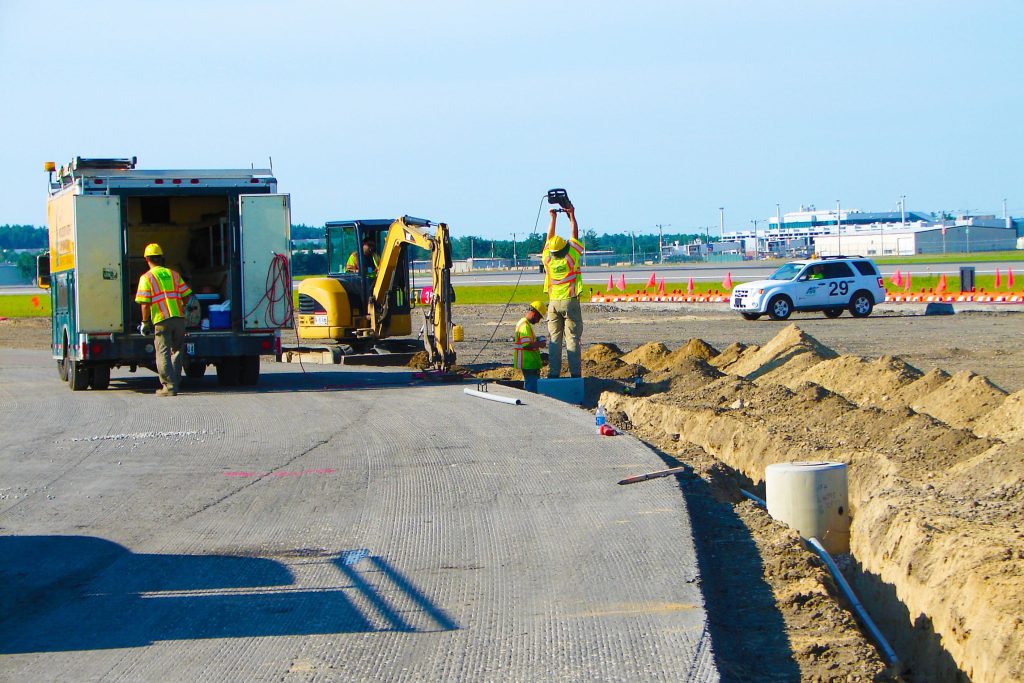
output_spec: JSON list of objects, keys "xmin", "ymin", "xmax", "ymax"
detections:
[
  {"xmin": 767, "ymin": 295, "xmax": 793, "ymax": 321},
  {"xmin": 741, "ymin": 312, "xmax": 762, "ymax": 321},
  {"xmin": 823, "ymin": 308, "xmax": 843, "ymax": 319},
  {"xmin": 849, "ymin": 292, "xmax": 874, "ymax": 318}
]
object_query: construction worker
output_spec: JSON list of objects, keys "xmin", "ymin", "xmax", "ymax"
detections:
[
  {"xmin": 542, "ymin": 202, "xmax": 584, "ymax": 378},
  {"xmin": 514, "ymin": 301, "xmax": 548, "ymax": 392},
  {"xmin": 135, "ymin": 243, "xmax": 192, "ymax": 396},
  {"xmin": 809, "ymin": 264, "xmax": 825, "ymax": 280},
  {"xmin": 346, "ymin": 238, "xmax": 380, "ymax": 279}
]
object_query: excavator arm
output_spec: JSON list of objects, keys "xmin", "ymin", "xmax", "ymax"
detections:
[{"xmin": 370, "ymin": 216, "xmax": 456, "ymax": 371}]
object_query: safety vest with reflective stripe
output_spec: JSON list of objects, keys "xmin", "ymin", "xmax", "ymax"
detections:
[
  {"xmin": 135, "ymin": 266, "xmax": 192, "ymax": 324},
  {"xmin": 346, "ymin": 251, "xmax": 380, "ymax": 278},
  {"xmin": 542, "ymin": 238, "xmax": 584, "ymax": 300},
  {"xmin": 513, "ymin": 317, "xmax": 542, "ymax": 370}
]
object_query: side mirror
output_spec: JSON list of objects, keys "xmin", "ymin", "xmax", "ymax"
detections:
[
  {"xmin": 797, "ymin": 274, "xmax": 807, "ymax": 282},
  {"xmin": 36, "ymin": 253, "xmax": 51, "ymax": 289}
]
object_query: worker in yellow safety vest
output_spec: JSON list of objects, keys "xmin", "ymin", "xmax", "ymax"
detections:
[
  {"xmin": 135, "ymin": 243, "xmax": 193, "ymax": 396},
  {"xmin": 513, "ymin": 300, "xmax": 548, "ymax": 392},
  {"xmin": 346, "ymin": 238, "xmax": 380, "ymax": 279},
  {"xmin": 541, "ymin": 201, "xmax": 584, "ymax": 378}
]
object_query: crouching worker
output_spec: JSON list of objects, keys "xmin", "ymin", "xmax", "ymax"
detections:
[{"xmin": 514, "ymin": 301, "xmax": 548, "ymax": 392}]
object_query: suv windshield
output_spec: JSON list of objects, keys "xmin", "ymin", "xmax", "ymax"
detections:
[{"xmin": 769, "ymin": 263, "xmax": 805, "ymax": 281}]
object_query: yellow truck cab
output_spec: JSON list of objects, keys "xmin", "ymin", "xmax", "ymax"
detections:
[{"xmin": 38, "ymin": 156, "xmax": 291, "ymax": 390}]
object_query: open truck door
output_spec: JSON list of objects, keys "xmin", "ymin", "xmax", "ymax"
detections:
[
  {"xmin": 239, "ymin": 194, "xmax": 292, "ymax": 330},
  {"xmin": 73, "ymin": 195, "xmax": 124, "ymax": 333}
]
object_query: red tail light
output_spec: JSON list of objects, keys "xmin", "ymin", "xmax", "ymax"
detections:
[
  {"xmin": 260, "ymin": 340, "xmax": 272, "ymax": 351},
  {"xmin": 91, "ymin": 343, "xmax": 103, "ymax": 356},
  {"xmin": 877, "ymin": 277, "xmax": 884, "ymax": 287}
]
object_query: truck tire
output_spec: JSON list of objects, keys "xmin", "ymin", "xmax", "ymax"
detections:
[
  {"xmin": 185, "ymin": 361, "xmax": 207, "ymax": 379},
  {"xmin": 238, "ymin": 355, "xmax": 260, "ymax": 386},
  {"xmin": 217, "ymin": 358, "xmax": 240, "ymax": 386},
  {"xmin": 58, "ymin": 359, "xmax": 68, "ymax": 382},
  {"xmin": 89, "ymin": 366, "xmax": 111, "ymax": 390},
  {"xmin": 741, "ymin": 312, "xmax": 762, "ymax": 321},
  {"xmin": 67, "ymin": 359, "xmax": 89, "ymax": 391},
  {"xmin": 849, "ymin": 292, "xmax": 874, "ymax": 318},
  {"xmin": 767, "ymin": 295, "xmax": 793, "ymax": 321},
  {"xmin": 823, "ymin": 308, "xmax": 843, "ymax": 318}
]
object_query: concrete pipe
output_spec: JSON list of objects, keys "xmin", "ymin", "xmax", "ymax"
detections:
[{"xmin": 765, "ymin": 461, "xmax": 850, "ymax": 554}]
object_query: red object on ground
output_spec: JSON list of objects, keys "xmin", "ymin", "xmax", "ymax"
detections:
[
  {"xmin": 646, "ymin": 272, "xmax": 657, "ymax": 289},
  {"xmin": 904, "ymin": 272, "xmax": 912, "ymax": 291},
  {"xmin": 31, "ymin": 296, "xmax": 40, "ymax": 308},
  {"xmin": 891, "ymin": 270, "xmax": 903, "ymax": 287},
  {"xmin": 608, "ymin": 274, "xmax": 614, "ymax": 291},
  {"xmin": 937, "ymin": 274, "xmax": 948, "ymax": 292},
  {"xmin": 617, "ymin": 273, "xmax": 627, "ymax": 291},
  {"xmin": 722, "ymin": 272, "xmax": 733, "ymax": 290},
  {"xmin": 687, "ymin": 277, "xmax": 694, "ymax": 294},
  {"xmin": 995, "ymin": 268, "xmax": 1002, "ymax": 288},
  {"xmin": 599, "ymin": 424, "xmax": 618, "ymax": 436},
  {"xmin": 657, "ymin": 278, "xmax": 666, "ymax": 296},
  {"xmin": 1009, "ymin": 268, "xmax": 1016, "ymax": 288}
]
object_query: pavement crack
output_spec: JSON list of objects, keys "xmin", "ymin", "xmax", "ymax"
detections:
[{"xmin": 182, "ymin": 437, "xmax": 332, "ymax": 522}]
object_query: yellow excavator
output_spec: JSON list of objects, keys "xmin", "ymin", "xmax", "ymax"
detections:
[{"xmin": 295, "ymin": 216, "xmax": 458, "ymax": 371}]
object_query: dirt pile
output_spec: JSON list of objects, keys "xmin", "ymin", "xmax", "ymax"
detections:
[
  {"xmin": 600, "ymin": 325, "xmax": 1023, "ymax": 683},
  {"xmin": 620, "ymin": 341, "xmax": 671, "ymax": 369}
]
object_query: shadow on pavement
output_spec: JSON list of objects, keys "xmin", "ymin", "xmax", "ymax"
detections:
[
  {"xmin": 0, "ymin": 536, "xmax": 457, "ymax": 654},
  {"xmin": 651, "ymin": 451, "xmax": 802, "ymax": 683}
]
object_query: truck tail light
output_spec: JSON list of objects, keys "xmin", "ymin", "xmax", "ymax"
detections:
[
  {"xmin": 91, "ymin": 343, "xmax": 103, "ymax": 356},
  {"xmin": 260, "ymin": 340, "xmax": 272, "ymax": 351},
  {"xmin": 877, "ymin": 277, "xmax": 884, "ymax": 287}
]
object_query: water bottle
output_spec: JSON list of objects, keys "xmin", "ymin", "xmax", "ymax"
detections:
[{"xmin": 595, "ymin": 405, "xmax": 606, "ymax": 434}]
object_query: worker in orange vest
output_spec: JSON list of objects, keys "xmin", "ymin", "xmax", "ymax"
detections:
[
  {"xmin": 513, "ymin": 301, "xmax": 548, "ymax": 392},
  {"xmin": 135, "ymin": 243, "xmax": 193, "ymax": 396},
  {"xmin": 542, "ymin": 202, "xmax": 584, "ymax": 378}
]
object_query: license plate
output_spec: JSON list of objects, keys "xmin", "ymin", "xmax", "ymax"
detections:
[{"xmin": 314, "ymin": 314, "xmax": 328, "ymax": 326}]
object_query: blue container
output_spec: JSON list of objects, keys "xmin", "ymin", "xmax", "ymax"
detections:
[{"xmin": 209, "ymin": 310, "xmax": 231, "ymax": 330}]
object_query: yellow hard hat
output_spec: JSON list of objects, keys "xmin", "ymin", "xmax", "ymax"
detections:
[
  {"xmin": 530, "ymin": 300, "xmax": 548, "ymax": 317},
  {"xmin": 144, "ymin": 243, "xmax": 163, "ymax": 257},
  {"xmin": 547, "ymin": 235, "xmax": 567, "ymax": 252}
]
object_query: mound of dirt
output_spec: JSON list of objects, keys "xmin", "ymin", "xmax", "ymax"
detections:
[
  {"xmin": 795, "ymin": 355, "xmax": 923, "ymax": 408},
  {"xmin": 475, "ymin": 366, "xmax": 520, "ymax": 381},
  {"xmin": 583, "ymin": 357, "xmax": 641, "ymax": 380},
  {"xmin": 708, "ymin": 341, "xmax": 751, "ymax": 371},
  {"xmin": 974, "ymin": 389, "xmax": 1024, "ymax": 442},
  {"xmin": 620, "ymin": 341, "xmax": 671, "ymax": 369},
  {"xmin": 891, "ymin": 367, "xmax": 951, "ymax": 405},
  {"xmin": 582, "ymin": 342, "xmax": 624, "ymax": 364},
  {"xmin": 726, "ymin": 324, "xmax": 837, "ymax": 384},
  {"xmin": 643, "ymin": 357, "xmax": 725, "ymax": 395},
  {"xmin": 407, "ymin": 351, "xmax": 431, "ymax": 369},
  {"xmin": 663, "ymin": 338, "xmax": 719, "ymax": 365},
  {"xmin": 910, "ymin": 370, "xmax": 1008, "ymax": 430}
]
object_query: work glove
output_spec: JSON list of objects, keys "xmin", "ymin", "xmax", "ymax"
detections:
[{"xmin": 139, "ymin": 321, "xmax": 154, "ymax": 336}]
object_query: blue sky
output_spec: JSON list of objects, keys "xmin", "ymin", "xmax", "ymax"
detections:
[{"xmin": 2, "ymin": 1, "xmax": 1021, "ymax": 238}]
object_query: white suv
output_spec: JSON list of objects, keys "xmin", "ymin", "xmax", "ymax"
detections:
[{"xmin": 730, "ymin": 256, "xmax": 887, "ymax": 321}]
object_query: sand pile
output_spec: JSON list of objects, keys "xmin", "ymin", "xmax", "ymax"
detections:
[
  {"xmin": 910, "ymin": 370, "xmax": 1008, "ymax": 431},
  {"xmin": 599, "ymin": 324, "xmax": 1023, "ymax": 683},
  {"xmin": 581, "ymin": 342, "xmax": 624, "ymax": 364},
  {"xmin": 620, "ymin": 342, "xmax": 671, "ymax": 369},
  {"xmin": 725, "ymin": 324, "xmax": 838, "ymax": 384},
  {"xmin": 974, "ymin": 389, "xmax": 1024, "ymax": 442},
  {"xmin": 663, "ymin": 338, "xmax": 719, "ymax": 365},
  {"xmin": 796, "ymin": 355, "xmax": 923, "ymax": 408},
  {"xmin": 708, "ymin": 342, "xmax": 752, "ymax": 371}
]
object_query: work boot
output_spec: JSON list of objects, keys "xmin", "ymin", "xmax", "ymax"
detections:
[{"xmin": 155, "ymin": 387, "xmax": 177, "ymax": 397}]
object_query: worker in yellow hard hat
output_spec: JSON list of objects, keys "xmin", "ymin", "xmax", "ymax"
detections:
[
  {"xmin": 542, "ymin": 201, "xmax": 585, "ymax": 378},
  {"xmin": 513, "ymin": 300, "xmax": 548, "ymax": 392},
  {"xmin": 135, "ymin": 243, "xmax": 192, "ymax": 396}
]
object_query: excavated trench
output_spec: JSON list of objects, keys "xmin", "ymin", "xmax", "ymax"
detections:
[{"xmin": 487, "ymin": 326, "xmax": 1024, "ymax": 682}]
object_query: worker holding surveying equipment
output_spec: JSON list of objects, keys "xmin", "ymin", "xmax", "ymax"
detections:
[
  {"xmin": 135, "ymin": 243, "xmax": 193, "ymax": 396},
  {"xmin": 513, "ymin": 301, "xmax": 548, "ymax": 392},
  {"xmin": 542, "ymin": 190, "xmax": 584, "ymax": 378}
]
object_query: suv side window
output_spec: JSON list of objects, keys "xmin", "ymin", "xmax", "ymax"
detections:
[
  {"xmin": 852, "ymin": 260, "xmax": 877, "ymax": 276},
  {"xmin": 822, "ymin": 262, "xmax": 854, "ymax": 279}
]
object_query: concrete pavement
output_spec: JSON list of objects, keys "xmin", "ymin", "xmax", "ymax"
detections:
[{"xmin": 0, "ymin": 350, "xmax": 717, "ymax": 682}]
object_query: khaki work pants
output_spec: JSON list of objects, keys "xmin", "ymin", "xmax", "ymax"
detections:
[
  {"xmin": 547, "ymin": 297, "xmax": 583, "ymax": 378},
  {"xmin": 154, "ymin": 317, "xmax": 186, "ymax": 391}
]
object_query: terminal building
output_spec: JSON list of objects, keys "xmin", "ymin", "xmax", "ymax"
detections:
[{"xmin": 724, "ymin": 207, "xmax": 1021, "ymax": 257}]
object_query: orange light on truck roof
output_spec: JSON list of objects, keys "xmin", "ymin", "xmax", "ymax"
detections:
[{"xmin": 44, "ymin": 161, "xmax": 56, "ymax": 172}]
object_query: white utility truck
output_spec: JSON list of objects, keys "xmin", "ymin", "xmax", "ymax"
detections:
[{"xmin": 37, "ymin": 156, "xmax": 292, "ymax": 390}]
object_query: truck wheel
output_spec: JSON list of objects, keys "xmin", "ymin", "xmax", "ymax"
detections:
[
  {"xmin": 216, "ymin": 358, "xmax": 240, "ymax": 386},
  {"xmin": 767, "ymin": 296, "xmax": 793, "ymax": 321},
  {"xmin": 58, "ymin": 359, "xmax": 68, "ymax": 382},
  {"xmin": 185, "ymin": 361, "xmax": 207, "ymax": 379},
  {"xmin": 238, "ymin": 355, "xmax": 260, "ymax": 386},
  {"xmin": 67, "ymin": 359, "xmax": 89, "ymax": 391},
  {"xmin": 849, "ymin": 292, "xmax": 874, "ymax": 318},
  {"xmin": 89, "ymin": 366, "xmax": 111, "ymax": 390},
  {"xmin": 823, "ymin": 308, "xmax": 843, "ymax": 318},
  {"xmin": 741, "ymin": 312, "xmax": 762, "ymax": 321}
]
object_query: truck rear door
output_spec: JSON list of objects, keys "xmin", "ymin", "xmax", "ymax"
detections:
[
  {"xmin": 74, "ymin": 195, "xmax": 123, "ymax": 333},
  {"xmin": 239, "ymin": 194, "xmax": 291, "ymax": 330}
]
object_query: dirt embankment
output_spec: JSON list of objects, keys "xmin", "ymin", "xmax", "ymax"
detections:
[{"xmin": 594, "ymin": 325, "xmax": 1023, "ymax": 683}]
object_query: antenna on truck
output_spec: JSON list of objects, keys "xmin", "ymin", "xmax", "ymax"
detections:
[{"xmin": 268, "ymin": 156, "xmax": 273, "ymax": 173}]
